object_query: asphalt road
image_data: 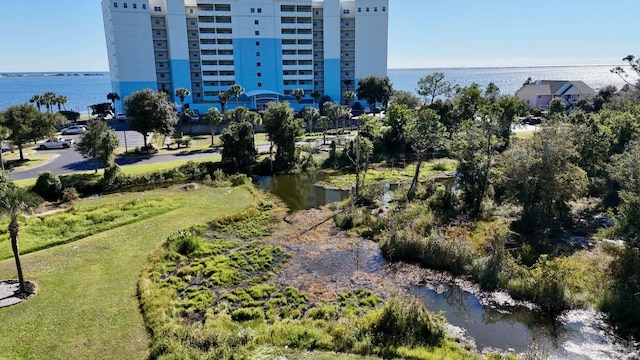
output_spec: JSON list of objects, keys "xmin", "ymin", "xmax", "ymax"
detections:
[{"xmin": 8, "ymin": 131, "xmax": 222, "ymax": 181}]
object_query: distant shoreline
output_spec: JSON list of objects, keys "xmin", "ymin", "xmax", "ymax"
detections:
[{"xmin": 0, "ymin": 72, "xmax": 108, "ymax": 78}]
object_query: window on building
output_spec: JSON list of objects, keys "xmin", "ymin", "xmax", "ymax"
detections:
[
  {"xmin": 255, "ymin": 41, "xmax": 260, "ymax": 46},
  {"xmin": 123, "ymin": 3, "xmax": 127, "ymax": 8},
  {"xmin": 256, "ymin": 52, "xmax": 261, "ymax": 56},
  {"xmin": 258, "ymin": 83, "xmax": 262, "ymax": 87},
  {"xmin": 133, "ymin": 3, "xmax": 137, "ymax": 9},
  {"xmin": 142, "ymin": 4, "xmax": 146, "ymax": 9},
  {"xmin": 254, "ymin": 20, "xmax": 259, "ymax": 25},
  {"xmin": 160, "ymin": 73, "xmax": 165, "ymax": 78},
  {"xmin": 113, "ymin": 2, "xmax": 118, "ymax": 7},
  {"xmin": 257, "ymin": 8, "xmax": 262, "ymax": 13},
  {"xmin": 154, "ymin": 6, "xmax": 161, "ymax": 11},
  {"xmin": 343, "ymin": 9, "xmax": 349, "ymax": 14},
  {"xmin": 366, "ymin": 7, "xmax": 369, "ymax": 12},
  {"xmin": 255, "ymin": 30, "xmax": 260, "ymax": 35},
  {"xmin": 358, "ymin": 7, "xmax": 361, "ymax": 12},
  {"xmin": 382, "ymin": 7, "xmax": 386, "ymax": 11},
  {"xmin": 257, "ymin": 62, "xmax": 261, "ymax": 67},
  {"xmin": 257, "ymin": 72, "xmax": 262, "ymax": 77},
  {"xmin": 251, "ymin": 8, "xmax": 255, "ymax": 13},
  {"xmin": 374, "ymin": 7, "xmax": 378, "ymax": 11}
]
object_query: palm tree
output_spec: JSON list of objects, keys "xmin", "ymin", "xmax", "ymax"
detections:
[
  {"xmin": 42, "ymin": 92, "xmax": 57, "ymax": 113},
  {"xmin": 56, "ymin": 95, "xmax": 68, "ymax": 111},
  {"xmin": 29, "ymin": 95, "xmax": 43, "ymax": 112},
  {"xmin": 106, "ymin": 92, "xmax": 120, "ymax": 110},
  {"xmin": 291, "ymin": 88, "xmax": 305, "ymax": 110},
  {"xmin": 174, "ymin": 88, "xmax": 191, "ymax": 110},
  {"xmin": 219, "ymin": 91, "xmax": 231, "ymax": 114},
  {"xmin": 343, "ymin": 90, "xmax": 355, "ymax": 106},
  {"xmin": 0, "ymin": 126, "xmax": 10, "ymax": 171},
  {"xmin": 228, "ymin": 84, "xmax": 244, "ymax": 108},
  {"xmin": 301, "ymin": 106, "xmax": 319, "ymax": 133},
  {"xmin": 311, "ymin": 91, "xmax": 321, "ymax": 109},
  {"xmin": 202, "ymin": 107, "xmax": 222, "ymax": 147},
  {"xmin": 0, "ymin": 183, "xmax": 42, "ymax": 294}
]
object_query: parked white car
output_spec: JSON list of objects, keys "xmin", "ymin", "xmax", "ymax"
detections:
[
  {"xmin": 116, "ymin": 113, "xmax": 127, "ymax": 121},
  {"xmin": 61, "ymin": 125, "xmax": 87, "ymax": 135},
  {"xmin": 37, "ymin": 137, "xmax": 74, "ymax": 149}
]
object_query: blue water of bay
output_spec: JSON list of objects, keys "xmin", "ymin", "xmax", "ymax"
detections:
[{"xmin": 0, "ymin": 65, "xmax": 628, "ymax": 112}]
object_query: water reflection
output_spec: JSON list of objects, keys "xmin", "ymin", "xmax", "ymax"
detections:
[
  {"xmin": 415, "ymin": 283, "xmax": 639, "ymax": 359},
  {"xmin": 254, "ymin": 172, "xmax": 350, "ymax": 212}
]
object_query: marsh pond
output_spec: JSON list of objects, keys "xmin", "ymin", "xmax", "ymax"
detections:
[{"xmin": 256, "ymin": 171, "xmax": 640, "ymax": 359}]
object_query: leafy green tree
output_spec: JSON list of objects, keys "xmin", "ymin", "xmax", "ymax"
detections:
[
  {"xmin": 202, "ymin": 107, "xmax": 222, "ymax": 147},
  {"xmin": 220, "ymin": 107, "xmax": 258, "ymax": 172},
  {"xmin": 124, "ymin": 89, "xmax": 178, "ymax": 151},
  {"xmin": 345, "ymin": 135, "xmax": 373, "ymax": 200},
  {"xmin": 262, "ymin": 102, "xmax": 305, "ymax": 170},
  {"xmin": 323, "ymin": 101, "xmax": 351, "ymax": 130},
  {"xmin": 357, "ymin": 76, "xmax": 393, "ymax": 110},
  {"xmin": 406, "ymin": 108, "xmax": 448, "ymax": 200},
  {"xmin": 0, "ymin": 126, "xmax": 10, "ymax": 171},
  {"xmin": 76, "ymin": 121, "xmax": 119, "ymax": 173},
  {"xmin": 359, "ymin": 114, "xmax": 384, "ymax": 149},
  {"xmin": 392, "ymin": 90, "xmax": 420, "ymax": 109},
  {"xmin": 417, "ymin": 72, "xmax": 453, "ymax": 106},
  {"xmin": 0, "ymin": 180, "xmax": 42, "ymax": 294},
  {"xmin": 429, "ymin": 99, "xmax": 459, "ymax": 135},
  {"xmin": 301, "ymin": 106, "xmax": 319, "ymax": 133},
  {"xmin": 498, "ymin": 123, "xmax": 587, "ymax": 232},
  {"xmin": 484, "ymin": 82, "xmax": 500, "ymax": 103},
  {"xmin": 89, "ymin": 102, "xmax": 114, "ymax": 119},
  {"xmin": 455, "ymin": 83, "xmax": 485, "ymax": 122},
  {"xmin": 548, "ymin": 97, "xmax": 566, "ymax": 117},
  {"xmin": 227, "ymin": 84, "xmax": 244, "ymax": 108},
  {"xmin": 384, "ymin": 103, "xmax": 414, "ymax": 151},
  {"xmin": 1, "ymin": 104, "xmax": 53, "ymax": 160},
  {"xmin": 106, "ymin": 92, "xmax": 120, "ymax": 110},
  {"xmin": 174, "ymin": 88, "xmax": 191, "ymax": 110},
  {"xmin": 451, "ymin": 105, "xmax": 503, "ymax": 218},
  {"xmin": 495, "ymin": 95, "xmax": 529, "ymax": 148}
]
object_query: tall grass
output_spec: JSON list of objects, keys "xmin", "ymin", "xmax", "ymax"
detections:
[{"xmin": 0, "ymin": 197, "xmax": 186, "ymax": 260}]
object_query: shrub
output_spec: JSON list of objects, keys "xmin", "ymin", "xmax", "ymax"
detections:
[
  {"xmin": 231, "ymin": 307, "xmax": 264, "ymax": 321},
  {"xmin": 173, "ymin": 231, "xmax": 204, "ymax": 255},
  {"xmin": 61, "ymin": 187, "xmax": 80, "ymax": 202},
  {"xmin": 178, "ymin": 161, "xmax": 203, "ymax": 181},
  {"xmin": 213, "ymin": 168, "xmax": 225, "ymax": 182},
  {"xmin": 229, "ymin": 174, "xmax": 249, "ymax": 186},
  {"xmin": 58, "ymin": 110, "xmax": 80, "ymax": 121},
  {"xmin": 33, "ymin": 171, "xmax": 62, "ymax": 201},
  {"xmin": 367, "ymin": 297, "xmax": 445, "ymax": 347}
]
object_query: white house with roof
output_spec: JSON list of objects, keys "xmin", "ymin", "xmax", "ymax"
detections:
[{"xmin": 516, "ymin": 80, "xmax": 596, "ymax": 110}]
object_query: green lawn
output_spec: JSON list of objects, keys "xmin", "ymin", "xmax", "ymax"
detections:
[{"xmin": 0, "ymin": 186, "xmax": 254, "ymax": 360}]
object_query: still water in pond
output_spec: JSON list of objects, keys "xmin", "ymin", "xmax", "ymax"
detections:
[
  {"xmin": 254, "ymin": 172, "xmax": 350, "ymax": 212},
  {"xmin": 415, "ymin": 283, "xmax": 638, "ymax": 359},
  {"xmin": 256, "ymin": 172, "xmax": 638, "ymax": 359}
]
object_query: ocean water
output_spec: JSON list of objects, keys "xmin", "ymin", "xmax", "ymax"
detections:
[
  {"xmin": 0, "ymin": 65, "xmax": 628, "ymax": 113},
  {"xmin": 388, "ymin": 65, "xmax": 628, "ymax": 96},
  {"xmin": 0, "ymin": 73, "xmax": 111, "ymax": 114}
]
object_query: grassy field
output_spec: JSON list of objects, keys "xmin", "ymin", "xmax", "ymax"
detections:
[
  {"xmin": 2, "ymin": 148, "xmax": 57, "ymax": 172},
  {"xmin": 0, "ymin": 196, "xmax": 186, "ymax": 261},
  {"xmin": 0, "ymin": 186, "xmax": 254, "ymax": 360},
  {"xmin": 318, "ymin": 160, "xmax": 457, "ymax": 189}
]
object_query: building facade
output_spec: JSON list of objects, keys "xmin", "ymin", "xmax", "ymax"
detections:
[
  {"xmin": 516, "ymin": 80, "xmax": 596, "ymax": 110},
  {"xmin": 101, "ymin": 0, "xmax": 388, "ymax": 113}
]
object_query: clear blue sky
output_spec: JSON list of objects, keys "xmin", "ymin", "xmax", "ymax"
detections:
[{"xmin": 0, "ymin": 0, "xmax": 637, "ymax": 72}]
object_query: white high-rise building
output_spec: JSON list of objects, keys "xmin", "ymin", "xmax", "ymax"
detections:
[{"xmin": 102, "ymin": 0, "xmax": 388, "ymax": 112}]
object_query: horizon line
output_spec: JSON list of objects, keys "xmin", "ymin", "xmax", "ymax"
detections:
[{"xmin": 0, "ymin": 63, "xmax": 625, "ymax": 74}]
